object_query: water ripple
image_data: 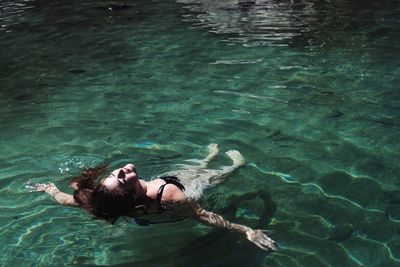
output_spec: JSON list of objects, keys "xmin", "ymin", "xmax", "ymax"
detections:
[
  {"xmin": 0, "ymin": 0, "xmax": 34, "ymax": 32},
  {"xmin": 210, "ymin": 58, "xmax": 263, "ymax": 65},
  {"xmin": 214, "ymin": 90, "xmax": 288, "ymax": 103},
  {"xmin": 178, "ymin": 0, "xmax": 317, "ymax": 47},
  {"xmin": 249, "ymin": 163, "xmax": 400, "ymax": 223},
  {"xmin": 348, "ymin": 235, "xmax": 400, "ymax": 263}
]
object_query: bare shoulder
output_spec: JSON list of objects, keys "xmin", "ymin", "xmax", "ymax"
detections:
[{"xmin": 162, "ymin": 184, "xmax": 188, "ymax": 204}]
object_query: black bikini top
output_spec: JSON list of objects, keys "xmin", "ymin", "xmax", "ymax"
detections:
[
  {"xmin": 156, "ymin": 176, "xmax": 185, "ymax": 206},
  {"xmin": 133, "ymin": 176, "xmax": 186, "ymax": 226}
]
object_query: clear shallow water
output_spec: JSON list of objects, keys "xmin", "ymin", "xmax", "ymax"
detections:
[{"xmin": 1, "ymin": 0, "xmax": 399, "ymax": 266}]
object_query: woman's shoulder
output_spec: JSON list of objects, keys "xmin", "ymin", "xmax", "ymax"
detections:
[
  {"xmin": 161, "ymin": 183, "xmax": 188, "ymax": 203},
  {"xmin": 145, "ymin": 178, "xmax": 187, "ymax": 204}
]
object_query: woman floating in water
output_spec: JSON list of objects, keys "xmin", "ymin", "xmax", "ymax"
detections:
[{"xmin": 27, "ymin": 144, "xmax": 276, "ymax": 251}]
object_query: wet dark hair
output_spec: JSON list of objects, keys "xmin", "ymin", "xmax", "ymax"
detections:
[{"xmin": 70, "ymin": 166, "xmax": 141, "ymax": 224}]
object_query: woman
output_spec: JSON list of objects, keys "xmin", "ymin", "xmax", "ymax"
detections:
[{"xmin": 27, "ymin": 144, "xmax": 277, "ymax": 251}]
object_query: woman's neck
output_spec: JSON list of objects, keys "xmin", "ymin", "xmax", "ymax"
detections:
[{"xmin": 138, "ymin": 179, "xmax": 148, "ymax": 194}]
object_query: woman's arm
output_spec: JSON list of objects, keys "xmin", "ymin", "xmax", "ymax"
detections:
[
  {"xmin": 26, "ymin": 183, "xmax": 80, "ymax": 207},
  {"xmin": 189, "ymin": 201, "xmax": 277, "ymax": 251}
]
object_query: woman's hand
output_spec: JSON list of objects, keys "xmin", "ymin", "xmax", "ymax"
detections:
[
  {"xmin": 26, "ymin": 182, "xmax": 60, "ymax": 196},
  {"xmin": 191, "ymin": 201, "xmax": 277, "ymax": 251},
  {"xmin": 245, "ymin": 229, "xmax": 278, "ymax": 251},
  {"xmin": 26, "ymin": 182, "xmax": 79, "ymax": 207}
]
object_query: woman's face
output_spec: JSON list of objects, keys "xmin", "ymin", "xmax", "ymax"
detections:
[{"xmin": 102, "ymin": 164, "xmax": 141, "ymax": 192}]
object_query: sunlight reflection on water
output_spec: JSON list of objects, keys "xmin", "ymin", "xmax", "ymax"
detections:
[
  {"xmin": 178, "ymin": 0, "xmax": 317, "ymax": 47},
  {"xmin": 0, "ymin": 0, "xmax": 34, "ymax": 32}
]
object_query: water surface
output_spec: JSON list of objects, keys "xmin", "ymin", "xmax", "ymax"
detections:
[{"xmin": 1, "ymin": 0, "xmax": 399, "ymax": 266}]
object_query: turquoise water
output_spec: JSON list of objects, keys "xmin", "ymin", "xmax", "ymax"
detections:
[{"xmin": 1, "ymin": 0, "xmax": 400, "ymax": 266}]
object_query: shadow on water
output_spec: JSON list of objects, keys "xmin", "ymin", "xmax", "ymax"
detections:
[
  {"xmin": 78, "ymin": 190, "xmax": 276, "ymax": 267},
  {"xmin": 91, "ymin": 239, "xmax": 270, "ymax": 267}
]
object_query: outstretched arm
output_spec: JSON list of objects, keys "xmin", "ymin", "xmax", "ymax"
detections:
[
  {"xmin": 189, "ymin": 201, "xmax": 277, "ymax": 251},
  {"xmin": 26, "ymin": 183, "xmax": 79, "ymax": 207}
]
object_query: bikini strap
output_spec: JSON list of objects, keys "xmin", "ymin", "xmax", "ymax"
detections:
[
  {"xmin": 160, "ymin": 176, "xmax": 185, "ymax": 191},
  {"xmin": 156, "ymin": 176, "xmax": 185, "ymax": 206},
  {"xmin": 156, "ymin": 183, "xmax": 167, "ymax": 206}
]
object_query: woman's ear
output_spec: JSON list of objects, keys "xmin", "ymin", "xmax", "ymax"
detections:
[{"xmin": 134, "ymin": 205, "xmax": 146, "ymax": 215}]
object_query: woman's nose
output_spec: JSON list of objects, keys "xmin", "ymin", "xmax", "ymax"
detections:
[{"xmin": 117, "ymin": 169, "xmax": 126, "ymax": 178}]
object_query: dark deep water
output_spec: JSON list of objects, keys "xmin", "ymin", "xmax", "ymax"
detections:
[{"xmin": 1, "ymin": 0, "xmax": 400, "ymax": 266}]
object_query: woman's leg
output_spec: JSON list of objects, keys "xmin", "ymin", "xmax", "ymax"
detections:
[
  {"xmin": 161, "ymin": 145, "xmax": 245, "ymax": 199},
  {"xmin": 199, "ymin": 143, "xmax": 220, "ymax": 168},
  {"xmin": 209, "ymin": 150, "xmax": 245, "ymax": 185},
  {"xmin": 174, "ymin": 143, "xmax": 219, "ymax": 170},
  {"xmin": 171, "ymin": 146, "xmax": 245, "ymax": 183}
]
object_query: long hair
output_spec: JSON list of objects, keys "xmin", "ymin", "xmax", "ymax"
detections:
[{"xmin": 70, "ymin": 166, "xmax": 139, "ymax": 224}]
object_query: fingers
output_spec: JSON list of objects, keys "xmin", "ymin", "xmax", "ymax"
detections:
[
  {"xmin": 260, "ymin": 237, "xmax": 278, "ymax": 251},
  {"xmin": 260, "ymin": 236, "xmax": 278, "ymax": 251},
  {"xmin": 248, "ymin": 230, "xmax": 278, "ymax": 251},
  {"xmin": 25, "ymin": 186, "xmax": 43, "ymax": 192},
  {"xmin": 25, "ymin": 185, "xmax": 37, "ymax": 192},
  {"xmin": 255, "ymin": 239, "xmax": 278, "ymax": 251},
  {"xmin": 24, "ymin": 183, "xmax": 53, "ymax": 192},
  {"xmin": 261, "ymin": 232, "xmax": 276, "ymax": 244}
]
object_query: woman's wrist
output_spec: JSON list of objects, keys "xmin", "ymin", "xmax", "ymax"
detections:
[{"xmin": 46, "ymin": 186, "xmax": 60, "ymax": 196}]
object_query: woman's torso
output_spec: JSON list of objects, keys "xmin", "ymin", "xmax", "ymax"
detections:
[{"xmin": 136, "ymin": 177, "xmax": 190, "ymax": 224}]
